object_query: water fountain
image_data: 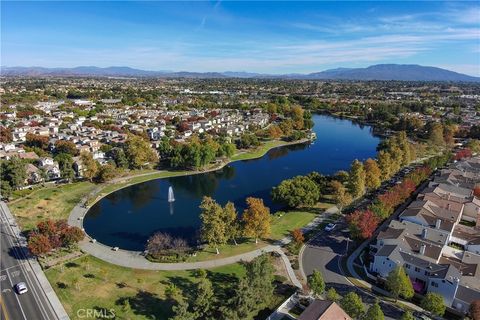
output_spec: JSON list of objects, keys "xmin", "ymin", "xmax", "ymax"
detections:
[{"xmin": 168, "ymin": 186, "xmax": 175, "ymax": 202}]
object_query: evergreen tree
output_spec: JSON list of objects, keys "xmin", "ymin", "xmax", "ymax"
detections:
[{"xmin": 192, "ymin": 272, "xmax": 214, "ymax": 318}]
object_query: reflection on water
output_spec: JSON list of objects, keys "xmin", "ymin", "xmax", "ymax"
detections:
[{"xmin": 84, "ymin": 115, "xmax": 381, "ymax": 250}]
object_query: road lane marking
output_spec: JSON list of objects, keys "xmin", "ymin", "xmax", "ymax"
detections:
[
  {"xmin": 5, "ymin": 270, "xmax": 27, "ymax": 320},
  {"xmin": 0, "ymin": 209, "xmax": 54, "ymax": 320},
  {"xmin": 0, "ymin": 296, "xmax": 11, "ymax": 320}
]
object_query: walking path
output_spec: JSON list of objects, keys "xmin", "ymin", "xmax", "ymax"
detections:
[{"xmin": 69, "ymin": 193, "xmax": 303, "ymax": 288}]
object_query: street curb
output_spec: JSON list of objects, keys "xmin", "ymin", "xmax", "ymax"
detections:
[{"xmin": 1, "ymin": 202, "xmax": 70, "ymax": 320}]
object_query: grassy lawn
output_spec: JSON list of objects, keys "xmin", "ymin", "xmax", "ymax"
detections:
[
  {"xmin": 231, "ymin": 140, "xmax": 292, "ymax": 161},
  {"xmin": 185, "ymin": 210, "xmax": 319, "ymax": 262},
  {"xmin": 270, "ymin": 210, "xmax": 317, "ymax": 240},
  {"xmin": 9, "ymin": 181, "xmax": 97, "ymax": 231},
  {"xmin": 45, "ymin": 254, "xmax": 286, "ymax": 320}
]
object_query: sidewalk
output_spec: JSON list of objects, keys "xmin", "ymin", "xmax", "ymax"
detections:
[
  {"xmin": 71, "ymin": 199, "xmax": 303, "ymax": 287},
  {"xmin": 1, "ymin": 202, "xmax": 70, "ymax": 320}
]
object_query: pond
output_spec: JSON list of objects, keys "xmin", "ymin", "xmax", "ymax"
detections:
[{"xmin": 84, "ymin": 114, "xmax": 381, "ymax": 250}]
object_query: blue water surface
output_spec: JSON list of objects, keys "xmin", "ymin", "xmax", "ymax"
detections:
[{"xmin": 84, "ymin": 115, "xmax": 380, "ymax": 250}]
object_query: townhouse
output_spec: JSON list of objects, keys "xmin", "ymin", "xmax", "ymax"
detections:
[{"xmin": 370, "ymin": 156, "xmax": 480, "ymax": 315}]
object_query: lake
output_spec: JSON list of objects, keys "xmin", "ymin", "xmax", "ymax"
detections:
[{"xmin": 84, "ymin": 114, "xmax": 381, "ymax": 251}]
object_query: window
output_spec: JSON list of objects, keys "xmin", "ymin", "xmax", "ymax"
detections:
[
  {"xmin": 424, "ymin": 271, "xmax": 430, "ymax": 276},
  {"xmin": 431, "ymin": 281, "xmax": 438, "ymax": 288},
  {"xmin": 405, "ymin": 264, "xmax": 411, "ymax": 269},
  {"xmin": 415, "ymin": 267, "xmax": 421, "ymax": 272}
]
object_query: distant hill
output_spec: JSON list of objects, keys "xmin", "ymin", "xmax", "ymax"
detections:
[
  {"xmin": 303, "ymin": 64, "xmax": 480, "ymax": 82},
  {"xmin": 1, "ymin": 64, "xmax": 479, "ymax": 82}
]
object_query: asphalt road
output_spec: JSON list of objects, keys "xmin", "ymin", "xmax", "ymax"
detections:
[
  {"xmin": 301, "ymin": 222, "xmax": 405, "ymax": 319},
  {"xmin": 0, "ymin": 205, "xmax": 58, "ymax": 320}
]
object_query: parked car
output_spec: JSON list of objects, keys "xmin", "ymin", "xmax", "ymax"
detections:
[
  {"xmin": 324, "ymin": 223, "xmax": 336, "ymax": 232},
  {"xmin": 15, "ymin": 282, "xmax": 28, "ymax": 295}
]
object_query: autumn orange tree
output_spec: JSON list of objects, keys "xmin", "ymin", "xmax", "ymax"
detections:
[
  {"xmin": 346, "ymin": 210, "xmax": 380, "ymax": 240},
  {"xmin": 242, "ymin": 197, "xmax": 271, "ymax": 244},
  {"xmin": 291, "ymin": 228, "xmax": 305, "ymax": 244}
]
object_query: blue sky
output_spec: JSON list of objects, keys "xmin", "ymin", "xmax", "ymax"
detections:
[{"xmin": 1, "ymin": 1, "xmax": 479, "ymax": 75}]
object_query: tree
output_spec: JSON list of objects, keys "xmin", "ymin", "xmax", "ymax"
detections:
[
  {"xmin": 386, "ymin": 266, "xmax": 414, "ymax": 301},
  {"xmin": 268, "ymin": 125, "xmax": 283, "ymax": 139},
  {"xmin": 0, "ymin": 126, "xmax": 13, "ymax": 143},
  {"xmin": 124, "ymin": 134, "xmax": 159, "ymax": 169},
  {"xmin": 244, "ymin": 254, "xmax": 274, "ymax": 302},
  {"xmin": 377, "ymin": 150, "xmax": 393, "ymax": 180},
  {"xmin": 421, "ymin": 292, "xmax": 445, "ymax": 316},
  {"xmin": 170, "ymin": 299, "xmax": 195, "ymax": 320},
  {"xmin": 242, "ymin": 197, "xmax": 271, "ymax": 244},
  {"xmin": 349, "ymin": 159, "xmax": 366, "ymax": 198},
  {"xmin": 223, "ymin": 201, "xmax": 241, "ymax": 245},
  {"xmin": 363, "ymin": 302, "xmax": 384, "ymax": 320},
  {"xmin": 346, "ymin": 210, "xmax": 380, "ymax": 240},
  {"xmin": 27, "ymin": 233, "xmax": 52, "ymax": 256},
  {"xmin": 221, "ymin": 277, "xmax": 255, "ymax": 320},
  {"xmin": 470, "ymin": 300, "xmax": 480, "ymax": 320},
  {"xmin": 25, "ymin": 133, "xmax": 49, "ymax": 150},
  {"xmin": 95, "ymin": 163, "xmax": 118, "ymax": 183},
  {"xmin": 199, "ymin": 197, "xmax": 227, "ymax": 254},
  {"xmin": 80, "ymin": 152, "xmax": 98, "ymax": 182},
  {"xmin": 271, "ymin": 175, "xmax": 320, "ymax": 208},
  {"xmin": 109, "ymin": 147, "xmax": 128, "ymax": 168},
  {"xmin": 364, "ymin": 158, "xmax": 381, "ymax": 191},
  {"xmin": 55, "ymin": 153, "xmax": 75, "ymax": 181},
  {"xmin": 54, "ymin": 140, "xmax": 78, "ymax": 156},
  {"xmin": 291, "ymin": 228, "xmax": 304, "ymax": 244},
  {"xmin": 308, "ymin": 269, "xmax": 325, "ymax": 297},
  {"xmin": 326, "ymin": 287, "xmax": 341, "ymax": 302},
  {"xmin": 1, "ymin": 157, "xmax": 27, "ymax": 191},
  {"xmin": 340, "ymin": 292, "xmax": 365, "ymax": 319},
  {"xmin": 396, "ymin": 132, "xmax": 411, "ymax": 166},
  {"xmin": 330, "ymin": 180, "xmax": 352, "ymax": 209},
  {"xmin": 61, "ymin": 226, "xmax": 84, "ymax": 247},
  {"xmin": 400, "ymin": 311, "xmax": 415, "ymax": 320},
  {"xmin": 192, "ymin": 273, "xmax": 214, "ymax": 318},
  {"xmin": 428, "ymin": 122, "xmax": 445, "ymax": 147}
]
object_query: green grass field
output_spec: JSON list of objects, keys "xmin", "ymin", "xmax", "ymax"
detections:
[
  {"xmin": 9, "ymin": 182, "xmax": 97, "ymax": 230},
  {"xmin": 45, "ymin": 254, "xmax": 287, "ymax": 320},
  {"xmin": 231, "ymin": 140, "xmax": 292, "ymax": 161}
]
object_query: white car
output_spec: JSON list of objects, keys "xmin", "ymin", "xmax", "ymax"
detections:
[
  {"xmin": 15, "ymin": 282, "xmax": 28, "ymax": 295},
  {"xmin": 324, "ymin": 223, "xmax": 336, "ymax": 232}
]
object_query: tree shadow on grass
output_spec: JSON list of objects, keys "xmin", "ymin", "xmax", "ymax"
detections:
[
  {"xmin": 116, "ymin": 290, "xmax": 173, "ymax": 320},
  {"xmin": 206, "ymin": 271, "xmax": 238, "ymax": 302},
  {"xmin": 164, "ymin": 275, "xmax": 196, "ymax": 302}
]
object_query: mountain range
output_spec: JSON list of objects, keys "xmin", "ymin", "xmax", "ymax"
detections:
[{"xmin": 1, "ymin": 64, "xmax": 479, "ymax": 82}]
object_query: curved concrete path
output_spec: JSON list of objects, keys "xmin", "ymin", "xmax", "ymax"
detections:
[{"xmin": 68, "ymin": 193, "xmax": 302, "ymax": 288}]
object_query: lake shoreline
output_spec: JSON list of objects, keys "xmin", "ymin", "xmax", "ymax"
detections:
[{"xmin": 83, "ymin": 137, "xmax": 311, "ymax": 209}]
